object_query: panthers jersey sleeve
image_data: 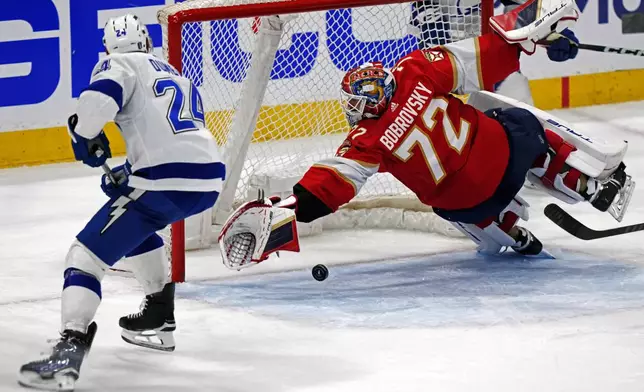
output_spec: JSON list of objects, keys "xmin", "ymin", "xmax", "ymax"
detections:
[
  {"xmin": 394, "ymin": 32, "xmax": 521, "ymax": 96},
  {"xmin": 297, "ymin": 125, "xmax": 383, "ymax": 213},
  {"xmin": 74, "ymin": 54, "xmax": 137, "ymax": 139}
]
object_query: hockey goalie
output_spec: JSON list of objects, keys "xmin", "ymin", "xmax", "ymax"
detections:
[{"xmin": 219, "ymin": 0, "xmax": 635, "ymax": 269}]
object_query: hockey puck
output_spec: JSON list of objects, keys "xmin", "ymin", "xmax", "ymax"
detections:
[{"xmin": 312, "ymin": 264, "xmax": 329, "ymax": 281}]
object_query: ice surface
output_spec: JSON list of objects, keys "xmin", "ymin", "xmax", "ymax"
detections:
[
  {"xmin": 181, "ymin": 251, "xmax": 644, "ymax": 328},
  {"xmin": 1, "ymin": 101, "xmax": 644, "ymax": 391}
]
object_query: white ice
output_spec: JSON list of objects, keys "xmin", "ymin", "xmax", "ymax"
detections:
[{"xmin": 2, "ymin": 101, "xmax": 644, "ymax": 391}]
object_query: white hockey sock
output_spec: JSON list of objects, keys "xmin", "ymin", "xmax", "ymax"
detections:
[
  {"xmin": 61, "ymin": 241, "xmax": 107, "ymax": 332},
  {"xmin": 61, "ymin": 278, "xmax": 101, "ymax": 333},
  {"xmin": 123, "ymin": 245, "xmax": 169, "ymax": 296}
]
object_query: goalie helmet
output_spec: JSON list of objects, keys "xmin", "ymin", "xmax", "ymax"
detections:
[
  {"xmin": 340, "ymin": 62, "xmax": 396, "ymax": 126},
  {"xmin": 103, "ymin": 14, "xmax": 153, "ymax": 54}
]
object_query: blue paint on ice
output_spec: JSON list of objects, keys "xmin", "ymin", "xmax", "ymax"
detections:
[{"xmin": 179, "ymin": 251, "xmax": 644, "ymax": 328}]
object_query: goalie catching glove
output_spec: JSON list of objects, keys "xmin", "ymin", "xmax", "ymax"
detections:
[{"xmin": 218, "ymin": 195, "xmax": 301, "ymax": 269}]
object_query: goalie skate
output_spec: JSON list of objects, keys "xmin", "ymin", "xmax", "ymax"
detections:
[
  {"xmin": 119, "ymin": 283, "xmax": 176, "ymax": 352},
  {"xmin": 589, "ymin": 163, "xmax": 635, "ymax": 222},
  {"xmin": 18, "ymin": 322, "xmax": 97, "ymax": 392},
  {"xmin": 609, "ymin": 175, "xmax": 635, "ymax": 222},
  {"xmin": 511, "ymin": 227, "xmax": 543, "ymax": 256}
]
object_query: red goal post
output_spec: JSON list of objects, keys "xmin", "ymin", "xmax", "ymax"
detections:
[{"xmin": 159, "ymin": 0, "xmax": 495, "ymax": 282}]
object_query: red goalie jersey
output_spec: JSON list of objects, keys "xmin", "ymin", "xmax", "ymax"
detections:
[{"xmin": 297, "ymin": 33, "xmax": 522, "ymax": 214}]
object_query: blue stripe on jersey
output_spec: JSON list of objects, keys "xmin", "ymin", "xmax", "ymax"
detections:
[
  {"xmin": 63, "ymin": 268, "xmax": 102, "ymax": 299},
  {"xmin": 82, "ymin": 79, "xmax": 123, "ymax": 110},
  {"xmin": 129, "ymin": 162, "xmax": 226, "ymax": 181}
]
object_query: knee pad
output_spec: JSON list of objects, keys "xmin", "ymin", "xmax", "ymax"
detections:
[
  {"xmin": 65, "ymin": 240, "xmax": 108, "ymax": 281},
  {"xmin": 451, "ymin": 195, "xmax": 529, "ymax": 254}
]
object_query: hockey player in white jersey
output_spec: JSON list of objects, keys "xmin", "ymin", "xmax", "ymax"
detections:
[{"xmin": 18, "ymin": 14, "xmax": 223, "ymax": 391}]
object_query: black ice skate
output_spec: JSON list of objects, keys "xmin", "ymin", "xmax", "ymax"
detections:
[
  {"xmin": 119, "ymin": 282, "xmax": 176, "ymax": 352},
  {"xmin": 511, "ymin": 227, "xmax": 543, "ymax": 256},
  {"xmin": 18, "ymin": 322, "xmax": 97, "ymax": 392},
  {"xmin": 585, "ymin": 163, "xmax": 635, "ymax": 222}
]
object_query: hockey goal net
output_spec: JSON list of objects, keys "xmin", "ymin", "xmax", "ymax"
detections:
[{"xmin": 158, "ymin": 0, "xmax": 494, "ymax": 281}]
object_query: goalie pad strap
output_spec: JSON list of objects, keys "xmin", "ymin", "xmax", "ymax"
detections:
[
  {"xmin": 542, "ymin": 135, "xmax": 575, "ymax": 188},
  {"xmin": 498, "ymin": 211, "xmax": 519, "ymax": 233}
]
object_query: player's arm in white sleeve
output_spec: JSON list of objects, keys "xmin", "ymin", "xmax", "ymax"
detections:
[
  {"xmin": 67, "ymin": 55, "xmax": 137, "ymax": 168},
  {"xmin": 74, "ymin": 55, "xmax": 137, "ymax": 139}
]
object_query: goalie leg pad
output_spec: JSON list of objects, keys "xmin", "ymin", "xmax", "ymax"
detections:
[
  {"xmin": 451, "ymin": 195, "xmax": 530, "ymax": 254},
  {"xmin": 528, "ymin": 128, "xmax": 630, "ymax": 211},
  {"xmin": 468, "ymin": 90, "xmax": 632, "ymax": 216},
  {"xmin": 528, "ymin": 129, "xmax": 586, "ymax": 204}
]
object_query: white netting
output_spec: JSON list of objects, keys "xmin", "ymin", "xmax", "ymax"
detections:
[{"xmin": 160, "ymin": 0, "xmax": 489, "ymax": 259}]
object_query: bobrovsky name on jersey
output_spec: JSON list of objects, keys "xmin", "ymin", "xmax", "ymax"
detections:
[{"xmin": 0, "ymin": 0, "xmax": 637, "ymax": 108}]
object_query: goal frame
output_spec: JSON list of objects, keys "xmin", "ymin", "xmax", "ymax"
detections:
[{"xmin": 164, "ymin": 0, "xmax": 494, "ymax": 282}]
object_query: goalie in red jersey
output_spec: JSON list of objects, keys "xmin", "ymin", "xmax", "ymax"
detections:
[{"xmin": 218, "ymin": 0, "xmax": 635, "ymax": 268}]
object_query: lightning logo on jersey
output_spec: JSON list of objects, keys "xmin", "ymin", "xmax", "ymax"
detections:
[{"xmin": 101, "ymin": 189, "xmax": 145, "ymax": 234}]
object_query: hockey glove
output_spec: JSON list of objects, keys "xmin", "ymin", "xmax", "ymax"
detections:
[
  {"xmin": 100, "ymin": 163, "xmax": 131, "ymax": 198},
  {"xmin": 68, "ymin": 114, "xmax": 112, "ymax": 168},
  {"xmin": 545, "ymin": 29, "xmax": 579, "ymax": 62},
  {"xmin": 218, "ymin": 196, "xmax": 300, "ymax": 270}
]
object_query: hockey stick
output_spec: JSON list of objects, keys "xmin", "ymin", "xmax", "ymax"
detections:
[
  {"xmin": 575, "ymin": 43, "xmax": 644, "ymax": 57},
  {"xmin": 538, "ymin": 40, "xmax": 644, "ymax": 57},
  {"xmin": 94, "ymin": 149, "xmax": 116, "ymax": 184},
  {"xmin": 537, "ymin": 12, "xmax": 644, "ymax": 57},
  {"xmin": 544, "ymin": 203, "xmax": 644, "ymax": 240}
]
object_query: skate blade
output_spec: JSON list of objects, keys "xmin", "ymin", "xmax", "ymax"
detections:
[
  {"xmin": 609, "ymin": 176, "xmax": 635, "ymax": 222},
  {"xmin": 532, "ymin": 249, "xmax": 556, "ymax": 260},
  {"xmin": 121, "ymin": 329, "xmax": 175, "ymax": 352},
  {"xmin": 18, "ymin": 370, "xmax": 77, "ymax": 392}
]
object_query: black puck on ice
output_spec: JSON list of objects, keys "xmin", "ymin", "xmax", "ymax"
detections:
[{"xmin": 312, "ymin": 264, "xmax": 329, "ymax": 281}]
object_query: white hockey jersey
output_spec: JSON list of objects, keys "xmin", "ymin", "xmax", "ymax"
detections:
[{"xmin": 74, "ymin": 52, "xmax": 224, "ymax": 192}]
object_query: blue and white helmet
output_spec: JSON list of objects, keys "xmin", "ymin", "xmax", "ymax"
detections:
[{"xmin": 103, "ymin": 14, "xmax": 152, "ymax": 54}]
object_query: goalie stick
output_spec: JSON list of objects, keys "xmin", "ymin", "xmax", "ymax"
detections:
[{"xmin": 544, "ymin": 203, "xmax": 644, "ymax": 240}]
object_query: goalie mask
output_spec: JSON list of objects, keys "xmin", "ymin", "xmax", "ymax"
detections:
[
  {"xmin": 103, "ymin": 14, "xmax": 153, "ymax": 54},
  {"xmin": 340, "ymin": 62, "xmax": 396, "ymax": 126}
]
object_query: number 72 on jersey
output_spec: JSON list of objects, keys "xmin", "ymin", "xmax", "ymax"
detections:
[{"xmin": 392, "ymin": 97, "xmax": 471, "ymax": 184}]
